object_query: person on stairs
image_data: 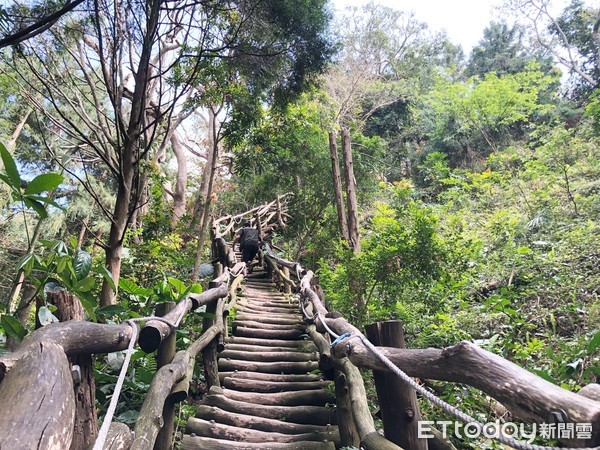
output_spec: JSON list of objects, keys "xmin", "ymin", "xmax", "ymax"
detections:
[{"xmin": 233, "ymin": 221, "xmax": 261, "ymax": 273}]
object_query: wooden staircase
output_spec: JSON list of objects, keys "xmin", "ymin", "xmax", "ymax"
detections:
[{"xmin": 181, "ymin": 269, "xmax": 339, "ymax": 449}]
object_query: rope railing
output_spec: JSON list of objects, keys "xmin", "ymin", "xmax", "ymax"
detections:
[{"xmin": 262, "ymin": 244, "xmax": 600, "ymax": 450}]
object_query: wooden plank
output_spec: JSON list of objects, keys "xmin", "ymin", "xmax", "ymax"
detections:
[
  {"xmin": 182, "ymin": 435, "xmax": 335, "ymax": 450},
  {"xmin": 218, "ymin": 358, "xmax": 319, "ymax": 374}
]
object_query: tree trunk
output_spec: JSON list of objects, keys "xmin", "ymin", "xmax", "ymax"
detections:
[
  {"xmin": 192, "ymin": 107, "xmax": 221, "ymax": 281},
  {"xmin": 340, "ymin": 127, "xmax": 360, "ymax": 252},
  {"xmin": 170, "ymin": 132, "xmax": 188, "ymax": 228},
  {"xmin": 6, "ymin": 108, "xmax": 32, "ymax": 152},
  {"xmin": 328, "ymin": 131, "xmax": 349, "ymax": 242},
  {"xmin": 47, "ymin": 290, "xmax": 98, "ymax": 450},
  {"xmin": 100, "ymin": 169, "xmax": 133, "ymax": 307}
]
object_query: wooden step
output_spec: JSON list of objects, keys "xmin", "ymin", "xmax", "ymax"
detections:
[
  {"xmin": 225, "ymin": 336, "xmax": 315, "ymax": 349},
  {"xmin": 218, "ymin": 358, "xmax": 319, "ymax": 374},
  {"xmin": 231, "ymin": 320, "xmax": 304, "ymax": 333},
  {"xmin": 219, "ymin": 371, "xmax": 322, "ymax": 383},
  {"xmin": 194, "ymin": 405, "xmax": 336, "ymax": 435},
  {"xmin": 182, "ymin": 435, "xmax": 336, "ymax": 450},
  {"xmin": 219, "ymin": 387, "xmax": 333, "ymax": 407},
  {"xmin": 235, "ymin": 313, "xmax": 303, "ymax": 326},
  {"xmin": 202, "ymin": 393, "xmax": 336, "ymax": 425},
  {"xmin": 223, "ymin": 376, "xmax": 331, "ymax": 393},
  {"xmin": 185, "ymin": 418, "xmax": 339, "ymax": 444},
  {"xmin": 233, "ymin": 326, "xmax": 304, "ymax": 340},
  {"xmin": 224, "ymin": 343, "xmax": 313, "ymax": 354},
  {"xmin": 220, "ymin": 349, "xmax": 316, "ymax": 363}
]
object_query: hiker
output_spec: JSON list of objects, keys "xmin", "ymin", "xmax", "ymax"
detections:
[{"xmin": 233, "ymin": 221, "xmax": 261, "ymax": 272}]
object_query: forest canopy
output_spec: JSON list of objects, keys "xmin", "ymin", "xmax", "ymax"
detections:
[{"xmin": 0, "ymin": 0, "xmax": 599, "ymax": 447}]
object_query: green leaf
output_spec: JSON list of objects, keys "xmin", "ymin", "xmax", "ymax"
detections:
[
  {"xmin": 23, "ymin": 197, "xmax": 47, "ymax": 219},
  {"xmin": 97, "ymin": 304, "xmax": 126, "ymax": 316},
  {"xmin": 0, "ymin": 143, "xmax": 20, "ymax": 190},
  {"xmin": 75, "ymin": 276, "xmax": 96, "ymax": 292},
  {"xmin": 38, "ymin": 306, "xmax": 59, "ymax": 326},
  {"xmin": 589, "ymin": 331, "xmax": 600, "ymax": 353},
  {"xmin": 189, "ymin": 283, "xmax": 203, "ymax": 294},
  {"xmin": 99, "ymin": 266, "xmax": 116, "ymax": 292},
  {"xmin": 167, "ymin": 277, "xmax": 187, "ymax": 295},
  {"xmin": 18, "ymin": 253, "xmax": 35, "ymax": 275},
  {"xmin": 119, "ymin": 278, "xmax": 151, "ymax": 297},
  {"xmin": 517, "ymin": 246, "xmax": 532, "ymax": 255},
  {"xmin": 0, "ymin": 314, "xmax": 27, "ymax": 340},
  {"xmin": 24, "ymin": 173, "xmax": 63, "ymax": 195},
  {"xmin": 26, "ymin": 195, "xmax": 64, "ymax": 210},
  {"xmin": 78, "ymin": 292, "xmax": 98, "ymax": 320},
  {"xmin": 73, "ymin": 250, "xmax": 92, "ymax": 280}
]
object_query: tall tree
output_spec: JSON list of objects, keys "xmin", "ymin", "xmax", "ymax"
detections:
[
  {"xmin": 4, "ymin": 0, "xmax": 334, "ymax": 306},
  {"xmin": 466, "ymin": 21, "xmax": 552, "ymax": 77}
]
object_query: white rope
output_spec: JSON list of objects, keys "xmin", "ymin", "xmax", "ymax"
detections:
[
  {"xmin": 329, "ymin": 332, "xmax": 600, "ymax": 450},
  {"xmin": 92, "ymin": 315, "xmax": 181, "ymax": 450}
]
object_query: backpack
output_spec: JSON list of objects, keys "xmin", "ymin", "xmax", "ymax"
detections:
[{"xmin": 240, "ymin": 227, "xmax": 259, "ymax": 246}]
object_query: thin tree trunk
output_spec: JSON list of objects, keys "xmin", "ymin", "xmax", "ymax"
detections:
[
  {"xmin": 192, "ymin": 108, "xmax": 220, "ymax": 282},
  {"xmin": 341, "ymin": 127, "xmax": 360, "ymax": 252},
  {"xmin": 6, "ymin": 109, "xmax": 32, "ymax": 152},
  {"xmin": 170, "ymin": 132, "xmax": 188, "ymax": 228},
  {"xmin": 7, "ymin": 216, "xmax": 44, "ymax": 314},
  {"xmin": 328, "ymin": 131, "xmax": 349, "ymax": 242}
]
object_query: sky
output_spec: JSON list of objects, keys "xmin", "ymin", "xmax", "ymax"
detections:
[{"xmin": 330, "ymin": 0, "xmax": 582, "ymax": 53}]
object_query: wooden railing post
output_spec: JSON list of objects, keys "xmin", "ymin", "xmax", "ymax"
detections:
[
  {"xmin": 154, "ymin": 302, "xmax": 176, "ymax": 450},
  {"xmin": 202, "ymin": 279, "xmax": 222, "ymax": 390},
  {"xmin": 365, "ymin": 320, "xmax": 427, "ymax": 450}
]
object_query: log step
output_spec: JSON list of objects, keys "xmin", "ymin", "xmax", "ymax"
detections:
[
  {"xmin": 185, "ymin": 417, "xmax": 339, "ymax": 444},
  {"xmin": 224, "ymin": 343, "xmax": 314, "ymax": 354},
  {"xmin": 219, "ymin": 387, "xmax": 334, "ymax": 407},
  {"xmin": 234, "ymin": 327, "xmax": 305, "ymax": 340},
  {"xmin": 218, "ymin": 358, "xmax": 319, "ymax": 374},
  {"xmin": 219, "ymin": 349, "xmax": 317, "ymax": 363},
  {"xmin": 223, "ymin": 376, "xmax": 332, "ymax": 393},
  {"xmin": 225, "ymin": 336, "xmax": 315, "ymax": 349},
  {"xmin": 194, "ymin": 405, "xmax": 336, "ymax": 435},
  {"xmin": 202, "ymin": 394, "xmax": 336, "ymax": 425},
  {"xmin": 182, "ymin": 435, "xmax": 336, "ymax": 450},
  {"xmin": 219, "ymin": 371, "xmax": 323, "ymax": 383},
  {"xmin": 231, "ymin": 320, "xmax": 305, "ymax": 332}
]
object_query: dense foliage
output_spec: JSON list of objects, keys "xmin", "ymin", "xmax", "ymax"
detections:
[{"xmin": 0, "ymin": 0, "xmax": 599, "ymax": 447}]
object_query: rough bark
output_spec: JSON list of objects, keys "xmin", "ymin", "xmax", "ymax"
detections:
[
  {"xmin": 202, "ymin": 391, "xmax": 336, "ymax": 425},
  {"xmin": 0, "ymin": 341, "xmax": 75, "ymax": 449},
  {"xmin": 182, "ymin": 435, "xmax": 335, "ymax": 450},
  {"xmin": 334, "ymin": 369, "xmax": 360, "ymax": 448},
  {"xmin": 194, "ymin": 405, "xmax": 336, "ymax": 435},
  {"xmin": 131, "ymin": 351, "xmax": 190, "ymax": 450},
  {"xmin": 170, "ymin": 132, "xmax": 188, "ymax": 228},
  {"xmin": 218, "ymin": 387, "xmax": 333, "ymax": 407},
  {"xmin": 331, "ymin": 336, "xmax": 600, "ymax": 445},
  {"xmin": 48, "ymin": 290, "xmax": 98, "ymax": 450},
  {"xmin": 222, "ymin": 376, "xmax": 330, "ymax": 393},
  {"xmin": 340, "ymin": 127, "xmax": 360, "ymax": 252},
  {"xmin": 328, "ymin": 130, "xmax": 349, "ymax": 241},
  {"xmin": 365, "ymin": 320, "xmax": 426, "ymax": 450}
]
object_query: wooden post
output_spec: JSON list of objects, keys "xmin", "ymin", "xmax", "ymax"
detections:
[
  {"xmin": 154, "ymin": 302, "xmax": 176, "ymax": 450},
  {"xmin": 334, "ymin": 369, "xmax": 360, "ymax": 447},
  {"xmin": 329, "ymin": 131, "xmax": 349, "ymax": 242},
  {"xmin": 365, "ymin": 320, "xmax": 427, "ymax": 450},
  {"xmin": 47, "ymin": 289, "xmax": 98, "ymax": 450},
  {"xmin": 283, "ymin": 267, "xmax": 292, "ymax": 295},
  {"xmin": 203, "ymin": 280, "xmax": 221, "ymax": 390}
]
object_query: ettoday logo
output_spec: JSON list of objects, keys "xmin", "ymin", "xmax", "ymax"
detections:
[{"xmin": 417, "ymin": 420, "xmax": 593, "ymax": 443}]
